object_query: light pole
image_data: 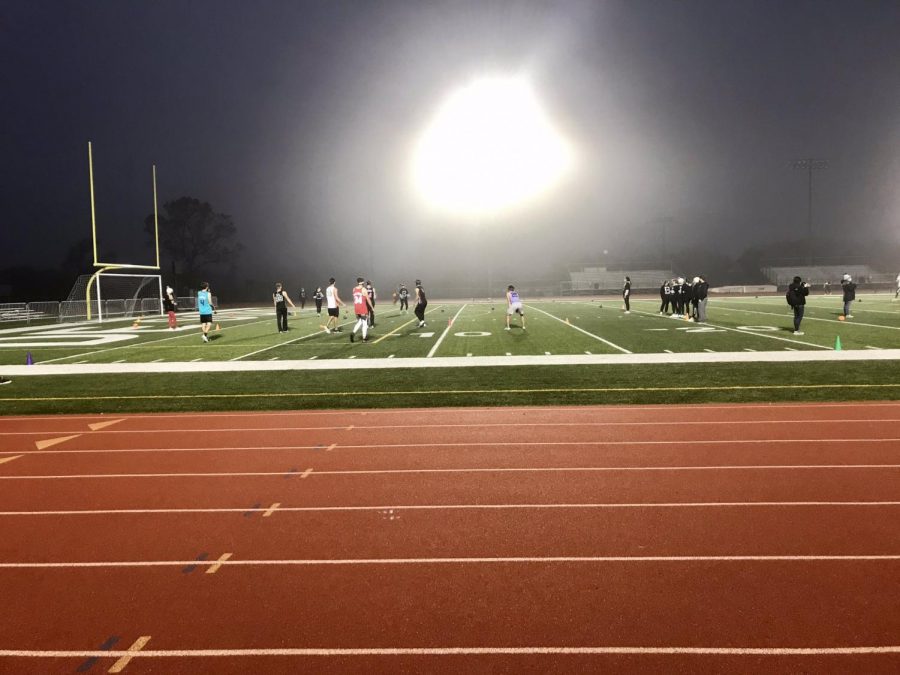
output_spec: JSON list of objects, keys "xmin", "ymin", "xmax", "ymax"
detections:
[{"xmin": 790, "ymin": 158, "xmax": 828, "ymax": 265}]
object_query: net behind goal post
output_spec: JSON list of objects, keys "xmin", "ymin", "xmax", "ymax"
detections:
[{"xmin": 61, "ymin": 272, "xmax": 163, "ymax": 322}]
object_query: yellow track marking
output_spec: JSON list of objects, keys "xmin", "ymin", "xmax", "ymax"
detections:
[{"xmin": 34, "ymin": 434, "xmax": 81, "ymax": 450}]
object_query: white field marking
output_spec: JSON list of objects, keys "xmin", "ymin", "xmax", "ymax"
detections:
[
  {"xmin": 663, "ymin": 349, "xmax": 674, "ymax": 354},
  {"xmin": 229, "ymin": 318, "xmax": 355, "ymax": 361},
  {"xmin": 6, "ymin": 436, "xmax": 900, "ymax": 458},
  {"xmin": 467, "ymin": 353, "xmax": 473, "ymax": 357},
  {"xmin": 3, "ymin": 646, "xmax": 900, "ymax": 658},
  {"xmin": 584, "ymin": 351, "xmax": 592, "ymax": 355},
  {"xmin": 427, "ymin": 304, "xmax": 468, "ymax": 357},
  {"xmin": 72, "ymin": 360, "xmax": 87, "ymax": 365},
  {"xmin": 704, "ymin": 349, "xmax": 715, "ymax": 353},
  {"xmin": 5, "ymin": 417, "xmax": 897, "ymax": 436},
  {"xmin": 5, "ymin": 464, "xmax": 900, "ymax": 481},
  {"xmin": 326, "ymin": 443, "xmax": 336, "ymax": 451},
  {"xmin": 262, "ymin": 503, "xmax": 280, "ymax": 517},
  {"xmin": 34, "ymin": 434, "xmax": 81, "ymax": 450},
  {"xmin": 388, "ymin": 354, "xmax": 395, "ymax": 358},
  {"xmin": 38, "ymin": 317, "xmax": 271, "ymax": 364},
  {"xmin": 2, "ymin": 400, "xmax": 898, "ymax": 425},
  {"xmin": 7, "ymin": 349, "xmax": 900, "ymax": 377},
  {"xmin": 866, "ymin": 346, "xmax": 882, "ymax": 350},
  {"xmin": 506, "ymin": 352, "xmax": 512, "ymax": 356},
  {"xmin": 0, "ymin": 455, "xmax": 22, "ymax": 466},
  {"xmin": 112, "ymin": 359, "xmax": 126, "ymax": 363},
  {"xmin": 190, "ymin": 358, "xmax": 203, "ymax": 362},
  {"xmin": 348, "ymin": 355, "xmax": 356, "ymax": 359},
  {"xmin": 308, "ymin": 356, "xmax": 318, "ymax": 360},
  {"xmin": 545, "ymin": 351, "xmax": 551, "ymax": 355},
  {"xmin": 268, "ymin": 357, "xmax": 279, "ymax": 361},
  {"xmin": 3, "ymin": 555, "xmax": 900, "ymax": 571},
  {"xmin": 631, "ymin": 308, "xmax": 832, "ymax": 350},
  {"xmin": 205, "ymin": 552, "xmax": 232, "ymax": 574},
  {"xmin": 744, "ymin": 348, "xmax": 756, "ymax": 352},
  {"xmin": 108, "ymin": 636, "xmax": 152, "ymax": 673},
  {"xmin": 373, "ymin": 304, "xmax": 446, "ymax": 345},
  {"xmin": 528, "ymin": 305, "xmax": 631, "ymax": 353},
  {"xmin": 151, "ymin": 358, "xmax": 164, "ymax": 363},
  {"xmin": 710, "ymin": 303, "xmax": 900, "ymax": 330},
  {"xmin": 5, "ymin": 501, "xmax": 900, "ymax": 517}
]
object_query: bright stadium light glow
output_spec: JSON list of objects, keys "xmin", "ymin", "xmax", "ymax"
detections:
[{"xmin": 412, "ymin": 76, "xmax": 573, "ymax": 217}]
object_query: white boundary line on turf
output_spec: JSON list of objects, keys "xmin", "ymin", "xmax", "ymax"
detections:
[
  {"xmin": 527, "ymin": 304, "xmax": 631, "ymax": 353},
  {"xmin": 4, "ymin": 348, "xmax": 899, "ymax": 375},
  {"xmin": 3, "ymin": 555, "xmax": 900, "ymax": 570},
  {"xmin": 4, "ymin": 463, "xmax": 900, "ymax": 480},
  {"xmin": 5, "ymin": 437, "xmax": 900, "ymax": 456},
  {"xmin": 2, "ymin": 645, "xmax": 900, "ymax": 657},
  {"xmin": 427, "ymin": 304, "xmax": 467, "ymax": 357},
  {"xmin": 5, "ymin": 500, "xmax": 900, "ymax": 516},
  {"xmin": 704, "ymin": 303, "xmax": 900, "ymax": 331},
  {"xmin": 2, "ymin": 417, "xmax": 897, "ymax": 436}
]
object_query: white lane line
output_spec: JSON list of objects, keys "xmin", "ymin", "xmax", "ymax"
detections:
[
  {"xmin": 112, "ymin": 359, "xmax": 126, "ymax": 363},
  {"xmin": 427, "ymin": 304, "xmax": 468, "ymax": 358},
  {"xmin": 326, "ymin": 443, "xmax": 336, "ymax": 451},
  {"xmin": 3, "ymin": 555, "xmax": 900, "ymax": 570},
  {"xmin": 3, "ymin": 645, "xmax": 900, "ymax": 657},
  {"xmin": 4, "ymin": 464, "xmax": 900, "ymax": 480},
  {"xmin": 528, "ymin": 305, "xmax": 631, "ymax": 353},
  {"xmin": 5, "ymin": 501, "xmax": 900, "ymax": 517},
  {"xmin": 4, "ymin": 417, "xmax": 895, "ymax": 436},
  {"xmin": 6, "ymin": 436, "xmax": 900, "ymax": 457},
  {"xmin": 108, "ymin": 636, "xmax": 152, "ymax": 673}
]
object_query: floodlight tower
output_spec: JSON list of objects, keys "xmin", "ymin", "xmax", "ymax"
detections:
[{"xmin": 790, "ymin": 158, "xmax": 828, "ymax": 265}]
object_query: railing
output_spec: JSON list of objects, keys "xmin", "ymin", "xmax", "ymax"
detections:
[{"xmin": 0, "ymin": 296, "xmax": 219, "ymax": 325}]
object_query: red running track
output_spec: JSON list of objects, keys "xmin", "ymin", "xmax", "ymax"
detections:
[{"xmin": 0, "ymin": 402, "xmax": 899, "ymax": 673}]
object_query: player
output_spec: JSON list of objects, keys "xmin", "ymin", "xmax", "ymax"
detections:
[
  {"xmin": 622, "ymin": 276, "xmax": 631, "ymax": 314},
  {"xmin": 349, "ymin": 277, "xmax": 373, "ymax": 343},
  {"xmin": 365, "ymin": 280, "xmax": 376, "ymax": 327},
  {"xmin": 313, "ymin": 287, "xmax": 324, "ymax": 315},
  {"xmin": 841, "ymin": 274, "xmax": 856, "ymax": 318},
  {"xmin": 894, "ymin": 272, "xmax": 900, "ymax": 300},
  {"xmin": 273, "ymin": 282, "xmax": 296, "ymax": 333},
  {"xmin": 163, "ymin": 285, "xmax": 178, "ymax": 329},
  {"xmin": 197, "ymin": 282, "xmax": 216, "ymax": 342},
  {"xmin": 323, "ymin": 277, "xmax": 344, "ymax": 333},
  {"xmin": 398, "ymin": 284, "xmax": 409, "ymax": 313},
  {"xmin": 298, "ymin": 287, "xmax": 307, "ymax": 310},
  {"xmin": 659, "ymin": 280, "xmax": 673, "ymax": 315},
  {"xmin": 414, "ymin": 279, "xmax": 427, "ymax": 327},
  {"xmin": 786, "ymin": 275, "xmax": 810, "ymax": 334},
  {"xmin": 505, "ymin": 285, "xmax": 526, "ymax": 331}
]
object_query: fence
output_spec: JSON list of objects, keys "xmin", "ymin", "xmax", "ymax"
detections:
[{"xmin": 0, "ymin": 296, "xmax": 217, "ymax": 326}]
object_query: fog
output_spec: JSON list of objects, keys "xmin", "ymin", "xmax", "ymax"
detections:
[{"xmin": 3, "ymin": 0, "xmax": 899, "ymax": 299}]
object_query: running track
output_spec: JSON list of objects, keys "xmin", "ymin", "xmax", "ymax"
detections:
[{"xmin": 1, "ymin": 403, "xmax": 899, "ymax": 673}]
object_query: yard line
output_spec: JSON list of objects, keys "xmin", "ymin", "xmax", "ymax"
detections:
[
  {"xmin": 427, "ymin": 304, "xmax": 467, "ymax": 357},
  {"xmin": 528, "ymin": 305, "xmax": 631, "ymax": 353},
  {"xmin": 268, "ymin": 357, "xmax": 279, "ymax": 361},
  {"xmin": 230, "ymin": 318, "xmax": 357, "ymax": 361},
  {"xmin": 371, "ymin": 305, "xmax": 445, "ymax": 345},
  {"xmin": 708, "ymin": 303, "xmax": 900, "ymax": 331},
  {"xmin": 5, "ymin": 500, "xmax": 900, "ymax": 517},
  {"xmin": 5, "ymin": 463, "xmax": 900, "ymax": 480}
]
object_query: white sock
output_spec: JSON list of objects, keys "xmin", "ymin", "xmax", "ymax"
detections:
[{"xmin": 362, "ymin": 322, "xmax": 368, "ymax": 339}]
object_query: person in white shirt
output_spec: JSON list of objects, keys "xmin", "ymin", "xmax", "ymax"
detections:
[{"xmin": 323, "ymin": 277, "xmax": 344, "ymax": 333}]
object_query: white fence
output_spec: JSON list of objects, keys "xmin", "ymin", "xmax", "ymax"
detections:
[{"xmin": 0, "ymin": 296, "xmax": 217, "ymax": 325}]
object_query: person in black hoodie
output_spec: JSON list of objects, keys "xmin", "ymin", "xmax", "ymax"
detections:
[
  {"xmin": 695, "ymin": 275, "xmax": 709, "ymax": 322},
  {"xmin": 659, "ymin": 281, "xmax": 671, "ymax": 315},
  {"xmin": 680, "ymin": 278, "xmax": 693, "ymax": 319},
  {"xmin": 622, "ymin": 276, "xmax": 631, "ymax": 314},
  {"xmin": 786, "ymin": 275, "xmax": 810, "ymax": 335},
  {"xmin": 840, "ymin": 274, "xmax": 856, "ymax": 318},
  {"xmin": 671, "ymin": 278, "xmax": 683, "ymax": 316}
]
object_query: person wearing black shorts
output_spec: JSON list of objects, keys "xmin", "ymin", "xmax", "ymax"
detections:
[
  {"xmin": 398, "ymin": 284, "xmax": 409, "ymax": 313},
  {"xmin": 313, "ymin": 287, "xmax": 324, "ymax": 315},
  {"xmin": 273, "ymin": 282, "xmax": 296, "ymax": 333},
  {"xmin": 365, "ymin": 280, "xmax": 376, "ymax": 327},
  {"xmin": 414, "ymin": 279, "xmax": 427, "ymax": 327}
]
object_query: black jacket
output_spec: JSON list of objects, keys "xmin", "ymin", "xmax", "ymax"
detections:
[
  {"xmin": 787, "ymin": 282, "xmax": 809, "ymax": 306},
  {"xmin": 841, "ymin": 281, "xmax": 856, "ymax": 302},
  {"xmin": 695, "ymin": 281, "xmax": 709, "ymax": 300}
]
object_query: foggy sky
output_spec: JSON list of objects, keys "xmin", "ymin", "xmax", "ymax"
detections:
[{"xmin": 2, "ymin": 0, "xmax": 899, "ymax": 294}]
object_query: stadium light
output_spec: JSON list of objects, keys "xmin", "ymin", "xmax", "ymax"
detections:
[{"xmin": 412, "ymin": 76, "xmax": 573, "ymax": 217}]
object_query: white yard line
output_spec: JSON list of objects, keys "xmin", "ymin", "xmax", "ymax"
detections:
[
  {"xmin": 427, "ymin": 304, "xmax": 468, "ymax": 357},
  {"xmin": 527, "ymin": 305, "xmax": 631, "ymax": 354},
  {"xmin": 710, "ymin": 303, "xmax": 900, "ymax": 331}
]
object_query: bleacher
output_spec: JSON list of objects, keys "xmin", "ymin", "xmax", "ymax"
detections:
[
  {"xmin": 564, "ymin": 266, "xmax": 673, "ymax": 294},
  {"xmin": 762, "ymin": 265, "xmax": 886, "ymax": 286}
]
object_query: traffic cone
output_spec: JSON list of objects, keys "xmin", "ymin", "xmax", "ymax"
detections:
[
  {"xmin": 215, "ymin": 323, "xmax": 221, "ymax": 331},
  {"xmin": 26, "ymin": 352, "xmax": 33, "ymax": 365},
  {"xmin": 834, "ymin": 335, "xmax": 842, "ymax": 351}
]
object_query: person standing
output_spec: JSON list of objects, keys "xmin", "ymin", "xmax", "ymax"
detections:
[
  {"xmin": 671, "ymin": 277, "xmax": 683, "ymax": 317},
  {"xmin": 163, "ymin": 285, "xmax": 178, "ymax": 330},
  {"xmin": 365, "ymin": 280, "xmax": 376, "ymax": 327},
  {"xmin": 894, "ymin": 272, "xmax": 900, "ymax": 300},
  {"xmin": 841, "ymin": 274, "xmax": 856, "ymax": 318},
  {"xmin": 350, "ymin": 277, "xmax": 373, "ymax": 343},
  {"xmin": 298, "ymin": 287, "xmax": 307, "ymax": 310},
  {"xmin": 313, "ymin": 287, "xmax": 324, "ymax": 316},
  {"xmin": 786, "ymin": 275, "xmax": 810, "ymax": 335},
  {"xmin": 273, "ymin": 282, "xmax": 296, "ymax": 333},
  {"xmin": 659, "ymin": 280, "xmax": 670, "ymax": 315},
  {"xmin": 622, "ymin": 276, "xmax": 631, "ymax": 314},
  {"xmin": 324, "ymin": 277, "xmax": 344, "ymax": 333},
  {"xmin": 505, "ymin": 285, "xmax": 526, "ymax": 331},
  {"xmin": 695, "ymin": 275, "xmax": 709, "ymax": 323},
  {"xmin": 398, "ymin": 284, "xmax": 409, "ymax": 313},
  {"xmin": 197, "ymin": 282, "xmax": 216, "ymax": 343},
  {"xmin": 414, "ymin": 279, "xmax": 428, "ymax": 327}
]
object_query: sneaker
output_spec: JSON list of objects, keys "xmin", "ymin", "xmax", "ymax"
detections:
[
  {"xmin": 363, "ymin": 336, "xmax": 369, "ymax": 342},
  {"xmin": 624, "ymin": 311, "xmax": 630, "ymax": 314},
  {"xmin": 846, "ymin": 314, "xmax": 853, "ymax": 318},
  {"xmin": 0, "ymin": 377, "xmax": 11, "ymax": 386},
  {"xmin": 793, "ymin": 331, "xmax": 804, "ymax": 335},
  {"xmin": 522, "ymin": 327, "xmax": 526, "ymax": 331},
  {"xmin": 350, "ymin": 333, "xmax": 355, "ymax": 343},
  {"xmin": 202, "ymin": 334, "xmax": 209, "ymax": 342}
]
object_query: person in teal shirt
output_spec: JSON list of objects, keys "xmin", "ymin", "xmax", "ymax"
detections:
[{"xmin": 197, "ymin": 282, "xmax": 216, "ymax": 342}]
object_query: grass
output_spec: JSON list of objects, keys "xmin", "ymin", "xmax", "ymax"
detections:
[{"xmin": 1, "ymin": 293, "xmax": 897, "ymax": 415}]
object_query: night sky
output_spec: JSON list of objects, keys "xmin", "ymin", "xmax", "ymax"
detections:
[{"xmin": 2, "ymin": 0, "xmax": 899, "ymax": 296}]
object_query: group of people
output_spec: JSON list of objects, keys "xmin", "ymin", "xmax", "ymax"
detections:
[
  {"xmin": 656, "ymin": 276, "xmax": 710, "ymax": 322},
  {"xmin": 786, "ymin": 273, "xmax": 858, "ymax": 334},
  {"xmin": 270, "ymin": 278, "xmax": 428, "ymax": 342}
]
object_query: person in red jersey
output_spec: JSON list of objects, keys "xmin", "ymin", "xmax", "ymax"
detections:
[{"xmin": 350, "ymin": 277, "xmax": 373, "ymax": 343}]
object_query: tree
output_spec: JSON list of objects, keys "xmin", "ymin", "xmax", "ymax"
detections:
[{"xmin": 144, "ymin": 197, "xmax": 242, "ymax": 283}]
